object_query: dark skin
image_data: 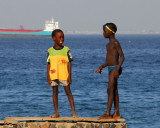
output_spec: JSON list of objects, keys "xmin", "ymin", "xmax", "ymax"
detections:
[
  {"xmin": 47, "ymin": 31, "xmax": 78, "ymax": 118},
  {"xmin": 95, "ymin": 26, "xmax": 125, "ymax": 119}
]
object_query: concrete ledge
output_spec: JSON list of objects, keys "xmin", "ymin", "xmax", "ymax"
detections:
[
  {"xmin": 5, "ymin": 117, "xmax": 125, "ymax": 123},
  {"xmin": 0, "ymin": 122, "xmax": 127, "ymax": 128},
  {"xmin": 1, "ymin": 117, "xmax": 127, "ymax": 128},
  {"xmin": 0, "ymin": 120, "xmax": 4, "ymax": 124}
]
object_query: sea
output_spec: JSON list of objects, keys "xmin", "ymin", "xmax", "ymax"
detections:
[{"xmin": 0, "ymin": 34, "xmax": 160, "ymax": 128}]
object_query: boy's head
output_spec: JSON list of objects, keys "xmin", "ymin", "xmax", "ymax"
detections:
[
  {"xmin": 52, "ymin": 29, "xmax": 63, "ymax": 38},
  {"xmin": 103, "ymin": 23, "xmax": 117, "ymax": 37},
  {"xmin": 52, "ymin": 29, "xmax": 64, "ymax": 46}
]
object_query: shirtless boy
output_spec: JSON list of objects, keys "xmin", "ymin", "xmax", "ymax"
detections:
[{"xmin": 95, "ymin": 23, "xmax": 125, "ymax": 119}]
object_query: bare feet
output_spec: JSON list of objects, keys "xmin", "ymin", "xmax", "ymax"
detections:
[
  {"xmin": 50, "ymin": 112, "xmax": 60, "ymax": 118},
  {"xmin": 113, "ymin": 114, "xmax": 120, "ymax": 119},
  {"xmin": 98, "ymin": 114, "xmax": 112, "ymax": 119},
  {"xmin": 113, "ymin": 111, "xmax": 120, "ymax": 119},
  {"xmin": 72, "ymin": 112, "xmax": 79, "ymax": 118}
]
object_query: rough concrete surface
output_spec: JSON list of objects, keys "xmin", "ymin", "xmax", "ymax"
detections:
[{"xmin": 0, "ymin": 122, "xmax": 127, "ymax": 128}]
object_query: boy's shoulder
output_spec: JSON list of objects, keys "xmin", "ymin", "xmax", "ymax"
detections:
[
  {"xmin": 63, "ymin": 46, "xmax": 70, "ymax": 50},
  {"xmin": 112, "ymin": 38, "xmax": 122, "ymax": 49},
  {"xmin": 48, "ymin": 47, "xmax": 53, "ymax": 50},
  {"xmin": 48, "ymin": 47, "xmax": 53, "ymax": 53},
  {"xmin": 111, "ymin": 38, "xmax": 120, "ymax": 45},
  {"xmin": 48, "ymin": 46, "xmax": 70, "ymax": 52},
  {"xmin": 63, "ymin": 46, "xmax": 70, "ymax": 52}
]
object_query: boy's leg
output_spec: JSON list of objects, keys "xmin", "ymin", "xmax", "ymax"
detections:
[
  {"xmin": 50, "ymin": 86, "xmax": 59, "ymax": 118},
  {"xmin": 98, "ymin": 71, "xmax": 115, "ymax": 119},
  {"xmin": 113, "ymin": 80, "xmax": 120, "ymax": 118},
  {"xmin": 64, "ymin": 85, "xmax": 78, "ymax": 118}
]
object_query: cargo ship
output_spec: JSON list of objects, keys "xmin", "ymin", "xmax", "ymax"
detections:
[{"xmin": 0, "ymin": 18, "xmax": 59, "ymax": 37}]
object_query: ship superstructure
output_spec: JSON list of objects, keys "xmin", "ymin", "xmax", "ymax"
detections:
[{"xmin": 43, "ymin": 18, "xmax": 59, "ymax": 31}]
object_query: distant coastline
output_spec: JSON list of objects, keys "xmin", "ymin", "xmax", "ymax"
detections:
[
  {"xmin": 64, "ymin": 30, "xmax": 160, "ymax": 35},
  {"xmin": 0, "ymin": 31, "xmax": 159, "ymax": 37}
]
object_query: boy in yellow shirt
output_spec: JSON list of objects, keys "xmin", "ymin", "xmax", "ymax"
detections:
[{"xmin": 47, "ymin": 29, "xmax": 78, "ymax": 118}]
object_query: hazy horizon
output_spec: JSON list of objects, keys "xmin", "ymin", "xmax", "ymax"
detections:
[{"xmin": 0, "ymin": 0, "xmax": 160, "ymax": 34}]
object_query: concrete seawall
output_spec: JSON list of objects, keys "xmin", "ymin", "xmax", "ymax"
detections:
[{"xmin": 0, "ymin": 117, "xmax": 127, "ymax": 128}]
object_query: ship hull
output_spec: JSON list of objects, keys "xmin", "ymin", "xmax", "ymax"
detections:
[
  {"xmin": 0, "ymin": 31, "xmax": 52, "ymax": 37},
  {"xmin": 0, "ymin": 34, "xmax": 50, "ymax": 37}
]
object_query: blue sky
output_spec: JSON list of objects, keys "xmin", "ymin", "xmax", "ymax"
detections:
[{"xmin": 0, "ymin": 0, "xmax": 159, "ymax": 33}]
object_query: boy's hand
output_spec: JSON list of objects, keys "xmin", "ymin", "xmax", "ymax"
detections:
[
  {"xmin": 67, "ymin": 77, "xmax": 72, "ymax": 84},
  {"xmin": 94, "ymin": 68, "xmax": 103, "ymax": 74},
  {"xmin": 48, "ymin": 79, "xmax": 52, "ymax": 87}
]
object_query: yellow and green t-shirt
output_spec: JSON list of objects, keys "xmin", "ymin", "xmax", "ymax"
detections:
[{"xmin": 47, "ymin": 46, "xmax": 73, "ymax": 81}]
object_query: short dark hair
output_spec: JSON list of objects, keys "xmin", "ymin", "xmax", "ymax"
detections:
[
  {"xmin": 103, "ymin": 23, "xmax": 117, "ymax": 33},
  {"xmin": 52, "ymin": 29, "xmax": 63, "ymax": 37}
]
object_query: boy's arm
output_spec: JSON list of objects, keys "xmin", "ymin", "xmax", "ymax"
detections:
[
  {"xmin": 67, "ymin": 62, "xmax": 72, "ymax": 84},
  {"xmin": 95, "ymin": 62, "xmax": 107, "ymax": 74},
  {"xmin": 99, "ymin": 44, "xmax": 108, "ymax": 69},
  {"xmin": 99, "ymin": 62, "xmax": 108, "ymax": 69},
  {"xmin": 115, "ymin": 41, "xmax": 125, "ymax": 76},
  {"xmin": 47, "ymin": 63, "xmax": 51, "ymax": 87},
  {"xmin": 67, "ymin": 50, "xmax": 73, "ymax": 84}
]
